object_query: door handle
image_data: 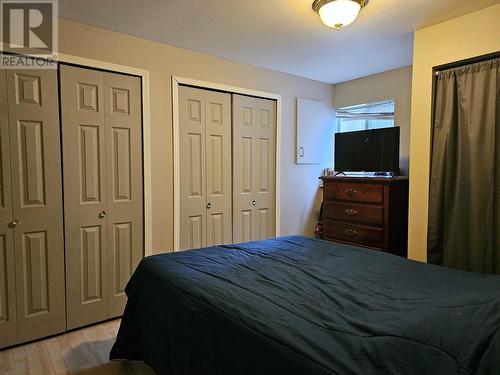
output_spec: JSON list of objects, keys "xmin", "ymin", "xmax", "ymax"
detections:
[
  {"xmin": 299, "ymin": 147, "xmax": 304, "ymax": 158},
  {"xmin": 207, "ymin": 202, "xmax": 212, "ymax": 209},
  {"xmin": 8, "ymin": 219, "xmax": 20, "ymax": 228},
  {"xmin": 251, "ymin": 200, "xmax": 256, "ymax": 206},
  {"xmin": 98, "ymin": 210, "xmax": 108, "ymax": 219}
]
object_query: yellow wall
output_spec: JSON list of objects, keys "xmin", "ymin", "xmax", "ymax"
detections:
[
  {"xmin": 55, "ymin": 19, "xmax": 334, "ymax": 253},
  {"xmin": 332, "ymin": 66, "xmax": 412, "ymax": 176},
  {"xmin": 408, "ymin": 4, "xmax": 500, "ymax": 261}
]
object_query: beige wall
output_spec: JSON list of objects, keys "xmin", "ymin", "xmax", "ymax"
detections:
[
  {"xmin": 55, "ymin": 19, "xmax": 334, "ymax": 253},
  {"xmin": 408, "ymin": 4, "xmax": 500, "ymax": 262},
  {"xmin": 332, "ymin": 66, "xmax": 413, "ymax": 176}
]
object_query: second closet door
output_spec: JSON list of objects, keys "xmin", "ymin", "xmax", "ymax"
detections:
[
  {"xmin": 61, "ymin": 66, "xmax": 107, "ymax": 329},
  {"xmin": 232, "ymin": 94, "xmax": 276, "ymax": 243},
  {"xmin": 60, "ymin": 65, "xmax": 143, "ymax": 329},
  {"xmin": 179, "ymin": 86, "xmax": 232, "ymax": 250}
]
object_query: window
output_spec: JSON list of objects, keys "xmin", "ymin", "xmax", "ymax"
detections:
[
  {"xmin": 333, "ymin": 100, "xmax": 395, "ymax": 170},
  {"xmin": 336, "ymin": 100, "xmax": 395, "ymax": 133}
]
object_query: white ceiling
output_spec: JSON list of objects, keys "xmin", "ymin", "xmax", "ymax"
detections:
[{"xmin": 58, "ymin": 0, "xmax": 499, "ymax": 83}]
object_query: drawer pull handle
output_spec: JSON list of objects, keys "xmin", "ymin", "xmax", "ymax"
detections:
[
  {"xmin": 344, "ymin": 229, "xmax": 358, "ymax": 237},
  {"xmin": 344, "ymin": 209, "xmax": 358, "ymax": 216},
  {"xmin": 345, "ymin": 189, "xmax": 358, "ymax": 196}
]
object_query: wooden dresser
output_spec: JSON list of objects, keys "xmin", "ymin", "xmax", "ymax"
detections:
[{"xmin": 320, "ymin": 176, "xmax": 409, "ymax": 257}]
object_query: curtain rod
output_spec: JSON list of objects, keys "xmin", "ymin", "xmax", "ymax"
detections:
[{"xmin": 433, "ymin": 51, "xmax": 500, "ymax": 75}]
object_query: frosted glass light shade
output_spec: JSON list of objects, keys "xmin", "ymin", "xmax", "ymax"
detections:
[{"xmin": 318, "ymin": 0, "xmax": 362, "ymax": 30}]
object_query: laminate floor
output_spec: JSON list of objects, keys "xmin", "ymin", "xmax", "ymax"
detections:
[{"xmin": 0, "ymin": 320, "xmax": 155, "ymax": 375}]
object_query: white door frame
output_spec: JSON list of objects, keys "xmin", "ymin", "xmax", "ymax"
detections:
[{"xmin": 172, "ymin": 76, "xmax": 282, "ymax": 251}]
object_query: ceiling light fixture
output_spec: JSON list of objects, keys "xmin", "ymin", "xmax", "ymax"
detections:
[{"xmin": 312, "ymin": 0, "xmax": 369, "ymax": 31}]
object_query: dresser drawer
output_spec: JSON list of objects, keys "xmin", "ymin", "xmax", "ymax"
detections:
[
  {"xmin": 324, "ymin": 202, "xmax": 384, "ymax": 226},
  {"xmin": 325, "ymin": 182, "xmax": 383, "ymax": 203},
  {"xmin": 324, "ymin": 220, "xmax": 384, "ymax": 248}
]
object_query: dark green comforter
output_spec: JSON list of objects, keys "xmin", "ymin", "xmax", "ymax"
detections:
[{"xmin": 110, "ymin": 236, "xmax": 500, "ymax": 374}]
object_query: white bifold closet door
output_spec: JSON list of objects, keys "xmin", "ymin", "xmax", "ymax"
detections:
[
  {"xmin": 179, "ymin": 86, "xmax": 232, "ymax": 250},
  {"xmin": 232, "ymin": 94, "xmax": 276, "ymax": 242},
  {"xmin": 0, "ymin": 69, "xmax": 66, "ymax": 348},
  {"xmin": 60, "ymin": 65, "xmax": 143, "ymax": 329}
]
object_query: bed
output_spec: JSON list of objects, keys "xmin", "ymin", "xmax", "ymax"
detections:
[{"xmin": 110, "ymin": 236, "xmax": 500, "ymax": 374}]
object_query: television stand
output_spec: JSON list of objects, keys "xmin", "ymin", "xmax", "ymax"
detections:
[
  {"xmin": 334, "ymin": 171, "xmax": 346, "ymax": 176},
  {"xmin": 319, "ymin": 175, "xmax": 409, "ymax": 257}
]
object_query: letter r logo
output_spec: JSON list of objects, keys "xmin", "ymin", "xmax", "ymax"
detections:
[{"xmin": 1, "ymin": 1, "xmax": 57, "ymax": 55}]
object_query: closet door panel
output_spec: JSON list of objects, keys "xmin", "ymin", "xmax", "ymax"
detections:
[
  {"xmin": 240, "ymin": 136, "xmax": 253, "ymax": 195},
  {"xmin": 0, "ymin": 231, "xmax": 16, "ymax": 348},
  {"xmin": 232, "ymin": 95, "xmax": 256, "ymax": 243},
  {"xmin": 6, "ymin": 69, "xmax": 65, "ymax": 342},
  {"xmin": 60, "ymin": 65, "xmax": 108, "ymax": 329},
  {"xmin": 232, "ymin": 95, "xmax": 276, "ymax": 243},
  {"xmin": 205, "ymin": 90, "xmax": 232, "ymax": 247},
  {"xmin": 0, "ymin": 70, "xmax": 17, "ymax": 348},
  {"xmin": 239, "ymin": 209, "xmax": 253, "ymax": 243},
  {"xmin": 253, "ymin": 97, "xmax": 276, "ymax": 240},
  {"xmin": 104, "ymin": 72, "xmax": 143, "ymax": 318},
  {"xmin": 179, "ymin": 86, "xmax": 207, "ymax": 250}
]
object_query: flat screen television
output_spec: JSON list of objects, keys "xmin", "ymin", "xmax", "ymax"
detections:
[{"xmin": 334, "ymin": 127, "xmax": 400, "ymax": 174}]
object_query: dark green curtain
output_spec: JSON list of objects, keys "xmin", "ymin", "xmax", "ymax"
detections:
[{"xmin": 428, "ymin": 57, "xmax": 499, "ymax": 274}]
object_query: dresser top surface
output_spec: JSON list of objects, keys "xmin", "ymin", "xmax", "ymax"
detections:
[{"xmin": 320, "ymin": 176, "xmax": 408, "ymax": 183}]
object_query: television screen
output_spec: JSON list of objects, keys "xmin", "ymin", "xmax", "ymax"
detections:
[{"xmin": 334, "ymin": 127, "xmax": 400, "ymax": 173}]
